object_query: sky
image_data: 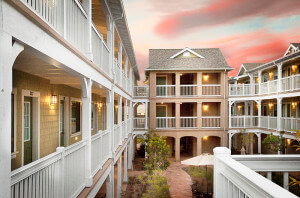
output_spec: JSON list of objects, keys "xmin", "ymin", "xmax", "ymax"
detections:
[{"xmin": 123, "ymin": 0, "xmax": 300, "ymax": 83}]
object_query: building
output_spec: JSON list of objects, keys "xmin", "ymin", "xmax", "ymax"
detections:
[
  {"xmin": 0, "ymin": 0, "xmax": 139, "ymax": 197},
  {"xmin": 228, "ymin": 43, "xmax": 300, "ymax": 155},
  {"xmin": 136, "ymin": 47, "xmax": 234, "ymax": 162}
]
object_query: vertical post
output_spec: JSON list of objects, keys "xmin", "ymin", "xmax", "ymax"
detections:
[
  {"xmin": 106, "ymin": 166, "xmax": 114, "ymax": 198},
  {"xmin": 118, "ymin": 42, "xmax": 123, "ymax": 85},
  {"xmin": 175, "ymin": 72, "xmax": 180, "ymax": 97},
  {"xmin": 267, "ymin": 172, "xmax": 272, "ymax": 180},
  {"xmin": 145, "ymin": 102, "xmax": 148, "ymax": 129},
  {"xmin": 257, "ymin": 100, "xmax": 262, "ymax": 127},
  {"xmin": 283, "ymin": 172, "xmax": 289, "ymax": 190},
  {"xmin": 277, "ymin": 97, "xmax": 282, "ymax": 131},
  {"xmin": 128, "ymin": 138, "xmax": 133, "ymax": 170},
  {"xmin": 175, "ymin": 137, "xmax": 180, "ymax": 162},
  {"xmin": 258, "ymin": 71, "xmax": 262, "ymax": 94},
  {"xmin": 229, "ymin": 101, "xmax": 233, "ymax": 128},
  {"xmin": 228, "ymin": 133, "xmax": 232, "ymax": 150},
  {"xmin": 277, "ymin": 63, "xmax": 282, "ymax": 92},
  {"xmin": 256, "ymin": 133, "xmax": 261, "ymax": 154},
  {"xmin": 124, "ymin": 98, "xmax": 128, "ymax": 137},
  {"xmin": 213, "ymin": 147, "xmax": 231, "ymax": 198},
  {"xmin": 81, "ymin": 78, "xmax": 93, "ymax": 187},
  {"xmin": 124, "ymin": 146, "xmax": 128, "ymax": 182},
  {"xmin": 107, "ymin": 89, "xmax": 114, "ymax": 156},
  {"xmin": 106, "ymin": 15, "xmax": 114, "ymax": 76},
  {"xmin": 129, "ymin": 101, "xmax": 133, "ymax": 132},
  {"xmin": 197, "ymin": 102, "xmax": 202, "ymax": 128},
  {"xmin": 250, "ymin": 74, "xmax": 255, "ymax": 95},
  {"xmin": 56, "ymin": 147, "xmax": 65, "ymax": 197},
  {"xmin": 84, "ymin": 0, "xmax": 93, "ymax": 60},
  {"xmin": 118, "ymin": 95, "xmax": 122, "ymax": 144},
  {"xmin": 176, "ymin": 102, "xmax": 180, "ymax": 129},
  {"xmin": 197, "ymin": 72, "xmax": 202, "ymax": 96},
  {"xmin": 250, "ymin": 101, "xmax": 254, "ymax": 126},
  {"xmin": 117, "ymin": 156, "xmax": 122, "ymax": 198},
  {"xmin": 196, "ymin": 137, "xmax": 202, "ymax": 155}
]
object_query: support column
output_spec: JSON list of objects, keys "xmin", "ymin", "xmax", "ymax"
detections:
[
  {"xmin": 197, "ymin": 72, "xmax": 202, "ymax": 96},
  {"xmin": 258, "ymin": 71, "xmax": 262, "ymax": 94},
  {"xmin": 175, "ymin": 137, "xmax": 180, "ymax": 162},
  {"xmin": 197, "ymin": 102, "xmax": 202, "ymax": 128},
  {"xmin": 245, "ymin": 101, "xmax": 249, "ymax": 115},
  {"xmin": 277, "ymin": 63, "xmax": 282, "ymax": 92},
  {"xmin": 106, "ymin": 167, "xmax": 114, "ymax": 198},
  {"xmin": 283, "ymin": 172, "xmax": 289, "ymax": 190},
  {"xmin": 107, "ymin": 90, "xmax": 113, "ymax": 156},
  {"xmin": 197, "ymin": 137, "xmax": 202, "ymax": 155},
  {"xmin": 81, "ymin": 78, "xmax": 93, "ymax": 187},
  {"xmin": 124, "ymin": 146, "xmax": 128, "ymax": 182},
  {"xmin": 117, "ymin": 156, "xmax": 122, "ymax": 198},
  {"xmin": 124, "ymin": 99, "xmax": 128, "ymax": 138},
  {"xmin": 118, "ymin": 42, "xmax": 123, "ymax": 82},
  {"xmin": 145, "ymin": 102, "xmax": 148, "ymax": 129},
  {"xmin": 175, "ymin": 73, "xmax": 180, "ymax": 97},
  {"xmin": 257, "ymin": 100, "xmax": 262, "ymax": 127},
  {"xmin": 277, "ymin": 97, "xmax": 282, "ymax": 131},
  {"xmin": 176, "ymin": 102, "xmax": 180, "ymax": 129},
  {"xmin": 106, "ymin": 15, "xmax": 114, "ymax": 76},
  {"xmin": 228, "ymin": 132, "xmax": 233, "ymax": 150},
  {"xmin": 267, "ymin": 172, "xmax": 272, "ymax": 180},
  {"xmin": 256, "ymin": 133, "xmax": 262, "ymax": 154},
  {"xmin": 83, "ymin": 0, "xmax": 93, "ymax": 60},
  {"xmin": 118, "ymin": 95, "xmax": 122, "ymax": 144},
  {"xmin": 249, "ymin": 74, "xmax": 255, "ymax": 95},
  {"xmin": 229, "ymin": 101, "xmax": 233, "ymax": 128},
  {"xmin": 0, "ymin": 32, "xmax": 23, "ymax": 198},
  {"xmin": 128, "ymin": 139, "xmax": 133, "ymax": 170}
]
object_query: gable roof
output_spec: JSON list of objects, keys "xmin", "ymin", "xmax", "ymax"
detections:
[
  {"xmin": 146, "ymin": 48, "xmax": 233, "ymax": 71},
  {"xmin": 170, "ymin": 47, "xmax": 204, "ymax": 59},
  {"xmin": 236, "ymin": 63, "xmax": 263, "ymax": 77},
  {"xmin": 284, "ymin": 43, "xmax": 300, "ymax": 56}
]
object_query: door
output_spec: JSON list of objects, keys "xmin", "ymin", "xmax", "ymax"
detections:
[
  {"xmin": 24, "ymin": 97, "xmax": 33, "ymax": 165},
  {"xmin": 156, "ymin": 76, "xmax": 167, "ymax": 96},
  {"xmin": 263, "ymin": 105, "xmax": 268, "ymax": 116},
  {"xmin": 59, "ymin": 100, "xmax": 65, "ymax": 147}
]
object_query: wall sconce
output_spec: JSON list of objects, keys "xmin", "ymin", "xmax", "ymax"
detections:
[
  {"xmin": 292, "ymin": 65, "xmax": 297, "ymax": 72},
  {"xmin": 203, "ymin": 75, "xmax": 209, "ymax": 81},
  {"xmin": 180, "ymin": 73, "xmax": 183, "ymax": 76},
  {"xmin": 115, "ymin": 105, "xmax": 118, "ymax": 109},
  {"xmin": 99, "ymin": 103, "xmax": 103, "ymax": 108},
  {"xmin": 292, "ymin": 102, "xmax": 297, "ymax": 109},
  {"xmin": 203, "ymin": 136, "xmax": 208, "ymax": 140},
  {"xmin": 161, "ymin": 102, "xmax": 164, "ymax": 105},
  {"xmin": 75, "ymin": 136, "xmax": 78, "ymax": 141},
  {"xmin": 238, "ymin": 105, "xmax": 242, "ymax": 110},
  {"xmin": 50, "ymin": 95, "xmax": 57, "ymax": 105},
  {"xmin": 269, "ymin": 72, "xmax": 273, "ymax": 78},
  {"xmin": 256, "ymin": 104, "xmax": 258, "ymax": 109},
  {"xmin": 268, "ymin": 103, "xmax": 273, "ymax": 108},
  {"xmin": 203, "ymin": 104, "xmax": 208, "ymax": 111},
  {"xmin": 287, "ymin": 138, "xmax": 291, "ymax": 145}
]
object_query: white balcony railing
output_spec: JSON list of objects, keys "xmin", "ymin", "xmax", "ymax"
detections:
[
  {"xmin": 261, "ymin": 116, "xmax": 277, "ymax": 130},
  {"xmin": 91, "ymin": 129, "xmax": 110, "ymax": 175},
  {"xmin": 214, "ymin": 147, "xmax": 298, "ymax": 198},
  {"xmin": 180, "ymin": 85, "xmax": 197, "ymax": 96},
  {"xmin": 180, "ymin": 117, "xmax": 197, "ymax": 128},
  {"xmin": 113, "ymin": 124, "xmax": 121, "ymax": 150},
  {"xmin": 122, "ymin": 121, "xmax": 127, "ymax": 140},
  {"xmin": 229, "ymin": 84, "xmax": 251, "ymax": 96},
  {"xmin": 202, "ymin": 116, "xmax": 221, "ymax": 128},
  {"xmin": 281, "ymin": 117, "xmax": 300, "ymax": 132},
  {"xmin": 281, "ymin": 74, "xmax": 300, "ymax": 92},
  {"xmin": 202, "ymin": 84, "xmax": 221, "ymax": 96},
  {"xmin": 261, "ymin": 80, "xmax": 278, "ymax": 94},
  {"xmin": 156, "ymin": 117, "xmax": 176, "ymax": 129},
  {"xmin": 11, "ymin": 140, "xmax": 87, "ymax": 198},
  {"xmin": 134, "ymin": 117, "xmax": 146, "ymax": 129},
  {"xmin": 133, "ymin": 86, "xmax": 149, "ymax": 97},
  {"xmin": 230, "ymin": 116, "xmax": 259, "ymax": 128},
  {"xmin": 156, "ymin": 85, "xmax": 176, "ymax": 97}
]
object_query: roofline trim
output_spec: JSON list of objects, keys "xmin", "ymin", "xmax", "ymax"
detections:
[{"xmin": 169, "ymin": 47, "xmax": 205, "ymax": 59}]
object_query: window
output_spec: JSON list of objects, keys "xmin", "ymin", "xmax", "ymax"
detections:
[
  {"xmin": 287, "ymin": 104, "xmax": 291, "ymax": 117},
  {"xmin": 263, "ymin": 105, "xmax": 267, "ymax": 116},
  {"xmin": 274, "ymin": 71, "xmax": 278, "ymax": 80},
  {"xmin": 274, "ymin": 104, "xmax": 277, "ymax": 117},
  {"xmin": 71, "ymin": 101, "xmax": 81, "ymax": 134},
  {"xmin": 91, "ymin": 104, "xmax": 94, "ymax": 130},
  {"xmin": 24, "ymin": 102, "xmax": 31, "ymax": 141},
  {"xmin": 263, "ymin": 74, "xmax": 268, "ymax": 82}
]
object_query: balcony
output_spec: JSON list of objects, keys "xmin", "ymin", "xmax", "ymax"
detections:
[
  {"xmin": 180, "ymin": 117, "xmax": 197, "ymax": 128},
  {"xmin": 133, "ymin": 117, "xmax": 147, "ymax": 129},
  {"xmin": 133, "ymin": 86, "xmax": 149, "ymax": 98},
  {"xmin": 156, "ymin": 117, "xmax": 176, "ymax": 129},
  {"xmin": 180, "ymin": 85, "xmax": 197, "ymax": 96},
  {"xmin": 156, "ymin": 85, "xmax": 176, "ymax": 97},
  {"xmin": 202, "ymin": 84, "xmax": 221, "ymax": 96},
  {"xmin": 202, "ymin": 116, "xmax": 221, "ymax": 128}
]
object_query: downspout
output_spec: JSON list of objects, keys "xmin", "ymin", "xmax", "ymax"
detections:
[{"xmin": 224, "ymin": 69, "xmax": 227, "ymax": 146}]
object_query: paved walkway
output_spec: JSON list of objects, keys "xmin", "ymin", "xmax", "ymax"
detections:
[{"xmin": 164, "ymin": 158, "xmax": 193, "ymax": 198}]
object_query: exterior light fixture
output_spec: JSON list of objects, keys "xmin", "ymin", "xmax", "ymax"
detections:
[
  {"xmin": 287, "ymin": 138, "xmax": 291, "ymax": 145},
  {"xmin": 50, "ymin": 95, "xmax": 57, "ymax": 105},
  {"xmin": 75, "ymin": 136, "xmax": 78, "ymax": 141},
  {"xmin": 292, "ymin": 65, "xmax": 297, "ymax": 72},
  {"xmin": 269, "ymin": 72, "xmax": 273, "ymax": 78},
  {"xmin": 238, "ymin": 105, "xmax": 242, "ymax": 110},
  {"xmin": 161, "ymin": 102, "xmax": 164, "ymax": 105},
  {"xmin": 115, "ymin": 105, "xmax": 118, "ymax": 109},
  {"xmin": 203, "ymin": 104, "xmax": 208, "ymax": 111},
  {"xmin": 203, "ymin": 75, "xmax": 209, "ymax": 81},
  {"xmin": 292, "ymin": 102, "xmax": 297, "ymax": 109},
  {"xmin": 203, "ymin": 136, "xmax": 208, "ymax": 140},
  {"xmin": 99, "ymin": 103, "xmax": 103, "ymax": 108},
  {"xmin": 268, "ymin": 103, "xmax": 273, "ymax": 108}
]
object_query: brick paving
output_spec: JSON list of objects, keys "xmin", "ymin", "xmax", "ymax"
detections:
[{"xmin": 164, "ymin": 158, "xmax": 193, "ymax": 198}]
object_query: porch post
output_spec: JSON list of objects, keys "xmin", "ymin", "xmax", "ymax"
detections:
[
  {"xmin": 257, "ymin": 100, "xmax": 262, "ymax": 127},
  {"xmin": 283, "ymin": 172, "xmax": 289, "ymax": 190},
  {"xmin": 176, "ymin": 102, "xmax": 180, "ymax": 129},
  {"xmin": 124, "ymin": 146, "xmax": 128, "ymax": 182},
  {"xmin": 197, "ymin": 102, "xmax": 202, "ymax": 128},
  {"xmin": 277, "ymin": 63, "xmax": 282, "ymax": 92},
  {"xmin": 106, "ymin": 165, "xmax": 114, "ymax": 198},
  {"xmin": 118, "ymin": 95, "xmax": 122, "ymax": 144},
  {"xmin": 124, "ymin": 98, "xmax": 128, "ymax": 138},
  {"xmin": 256, "ymin": 132, "xmax": 262, "ymax": 154},
  {"xmin": 197, "ymin": 72, "xmax": 202, "ymax": 96},
  {"xmin": 128, "ymin": 138, "xmax": 133, "ymax": 170},
  {"xmin": 175, "ymin": 137, "xmax": 180, "ymax": 162},
  {"xmin": 145, "ymin": 102, "xmax": 148, "ymax": 129},
  {"xmin": 117, "ymin": 156, "xmax": 122, "ymax": 198},
  {"xmin": 0, "ymin": 32, "xmax": 24, "ymax": 198},
  {"xmin": 229, "ymin": 101, "xmax": 233, "ymax": 128},
  {"xmin": 197, "ymin": 137, "xmax": 202, "ymax": 155},
  {"xmin": 249, "ymin": 74, "xmax": 255, "ymax": 95},
  {"xmin": 176, "ymin": 72, "xmax": 180, "ymax": 97},
  {"xmin": 228, "ymin": 132, "xmax": 232, "ymax": 150},
  {"xmin": 258, "ymin": 70, "xmax": 262, "ymax": 94},
  {"xmin": 118, "ymin": 42, "xmax": 123, "ymax": 84},
  {"xmin": 81, "ymin": 78, "xmax": 93, "ymax": 187},
  {"xmin": 107, "ymin": 89, "xmax": 114, "ymax": 156},
  {"xmin": 106, "ymin": 15, "xmax": 114, "ymax": 76},
  {"xmin": 277, "ymin": 97, "xmax": 282, "ymax": 131}
]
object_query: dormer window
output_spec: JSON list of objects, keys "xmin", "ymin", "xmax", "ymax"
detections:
[{"xmin": 183, "ymin": 51, "xmax": 190, "ymax": 57}]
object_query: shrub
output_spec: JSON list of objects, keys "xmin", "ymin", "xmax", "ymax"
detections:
[{"xmin": 141, "ymin": 170, "xmax": 170, "ymax": 198}]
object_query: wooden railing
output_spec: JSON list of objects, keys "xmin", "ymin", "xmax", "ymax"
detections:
[
  {"xmin": 133, "ymin": 117, "xmax": 146, "ymax": 129},
  {"xmin": 180, "ymin": 117, "xmax": 197, "ymax": 128},
  {"xmin": 202, "ymin": 84, "xmax": 221, "ymax": 96},
  {"xmin": 156, "ymin": 85, "xmax": 176, "ymax": 97},
  {"xmin": 180, "ymin": 85, "xmax": 197, "ymax": 96},
  {"xmin": 133, "ymin": 86, "xmax": 149, "ymax": 97},
  {"xmin": 230, "ymin": 116, "xmax": 259, "ymax": 128},
  {"xmin": 156, "ymin": 117, "xmax": 176, "ymax": 129},
  {"xmin": 202, "ymin": 116, "xmax": 221, "ymax": 128}
]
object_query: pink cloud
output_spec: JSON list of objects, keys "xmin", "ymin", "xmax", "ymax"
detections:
[
  {"xmin": 135, "ymin": 52, "xmax": 148, "ymax": 84},
  {"xmin": 154, "ymin": 0, "xmax": 300, "ymax": 37}
]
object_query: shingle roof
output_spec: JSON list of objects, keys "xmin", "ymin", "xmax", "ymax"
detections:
[
  {"xmin": 146, "ymin": 48, "xmax": 233, "ymax": 71},
  {"xmin": 243, "ymin": 63, "xmax": 264, "ymax": 71}
]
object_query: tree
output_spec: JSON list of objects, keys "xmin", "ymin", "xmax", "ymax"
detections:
[
  {"xmin": 262, "ymin": 132, "xmax": 286, "ymax": 154},
  {"xmin": 142, "ymin": 133, "xmax": 170, "ymax": 175},
  {"xmin": 239, "ymin": 129, "xmax": 255, "ymax": 154}
]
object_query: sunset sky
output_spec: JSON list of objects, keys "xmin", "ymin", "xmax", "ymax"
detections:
[{"xmin": 123, "ymin": 0, "xmax": 300, "ymax": 83}]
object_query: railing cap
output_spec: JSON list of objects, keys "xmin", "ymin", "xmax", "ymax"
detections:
[{"xmin": 213, "ymin": 147, "xmax": 231, "ymax": 155}]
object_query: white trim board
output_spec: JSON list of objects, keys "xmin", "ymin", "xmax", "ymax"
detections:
[{"xmin": 170, "ymin": 47, "xmax": 204, "ymax": 59}]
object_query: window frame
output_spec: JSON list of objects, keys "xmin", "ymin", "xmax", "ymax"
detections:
[
  {"xmin": 11, "ymin": 88, "xmax": 18, "ymax": 159},
  {"xmin": 70, "ymin": 97, "xmax": 82, "ymax": 137}
]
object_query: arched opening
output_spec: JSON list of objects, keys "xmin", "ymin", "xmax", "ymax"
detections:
[
  {"xmin": 133, "ymin": 102, "xmax": 146, "ymax": 129},
  {"xmin": 231, "ymin": 133, "xmax": 258, "ymax": 155},
  {"xmin": 180, "ymin": 136, "xmax": 197, "ymax": 159},
  {"xmin": 202, "ymin": 136, "xmax": 221, "ymax": 154}
]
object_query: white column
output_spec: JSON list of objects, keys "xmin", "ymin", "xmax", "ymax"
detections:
[
  {"xmin": 249, "ymin": 74, "xmax": 255, "ymax": 95},
  {"xmin": 267, "ymin": 172, "xmax": 272, "ymax": 180},
  {"xmin": 245, "ymin": 101, "xmax": 248, "ymax": 115},
  {"xmin": 128, "ymin": 138, "xmax": 133, "ymax": 170},
  {"xmin": 283, "ymin": 172, "xmax": 289, "ymax": 190},
  {"xmin": 145, "ymin": 102, "xmax": 148, "ymax": 129},
  {"xmin": 125, "ymin": 57, "xmax": 128, "ymax": 78},
  {"xmin": 129, "ymin": 101, "xmax": 133, "ymax": 133},
  {"xmin": 124, "ymin": 98, "xmax": 128, "ymax": 137},
  {"xmin": 257, "ymin": 100, "xmax": 262, "ymax": 127},
  {"xmin": 229, "ymin": 101, "xmax": 233, "ymax": 128},
  {"xmin": 258, "ymin": 71, "xmax": 262, "ymax": 94},
  {"xmin": 118, "ymin": 42, "xmax": 123, "ymax": 84},
  {"xmin": 277, "ymin": 63, "xmax": 282, "ymax": 92},
  {"xmin": 124, "ymin": 146, "xmax": 128, "ymax": 182},
  {"xmin": 107, "ymin": 89, "xmax": 114, "ymax": 156},
  {"xmin": 277, "ymin": 97, "xmax": 282, "ymax": 131},
  {"xmin": 256, "ymin": 133, "xmax": 262, "ymax": 154},
  {"xmin": 106, "ymin": 15, "xmax": 114, "ymax": 76},
  {"xmin": 0, "ymin": 32, "xmax": 24, "ymax": 198},
  {"xmin": 118, "ymin": 95, "xmax": 122, "ymax": 144},
  {"xmin": 83, "ymin": 0, "xmax": 93, "ymax": 60},
  {"xmin": 117, "ymin": 156, "xmax": 122, "ymax": 198},
  {"xmin": 228, "ymin": 132, "xmax": 232, "ymax": 150},
  {"xmin": 81, "ymin": 78, "xmax": 93, "ymax": 187},
  {"xmin": 106, "ymin": 165, "xmax": 114, "ymax": 198}
]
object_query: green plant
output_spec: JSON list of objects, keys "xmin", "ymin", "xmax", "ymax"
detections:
[
  {"xmin": 262, "ymin": 132, "xmax": 286, "ymax": 154},
  {"xmin": 141, "ymin": 170, "xmax": 170, "ymax": 198},
  {"xmin": 239, "ymin": 129, "xmax": 255, "ymax": 148},
  {"xmin": 141, "ymin": 133, "xmax": 170, "ymax": 175}
]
